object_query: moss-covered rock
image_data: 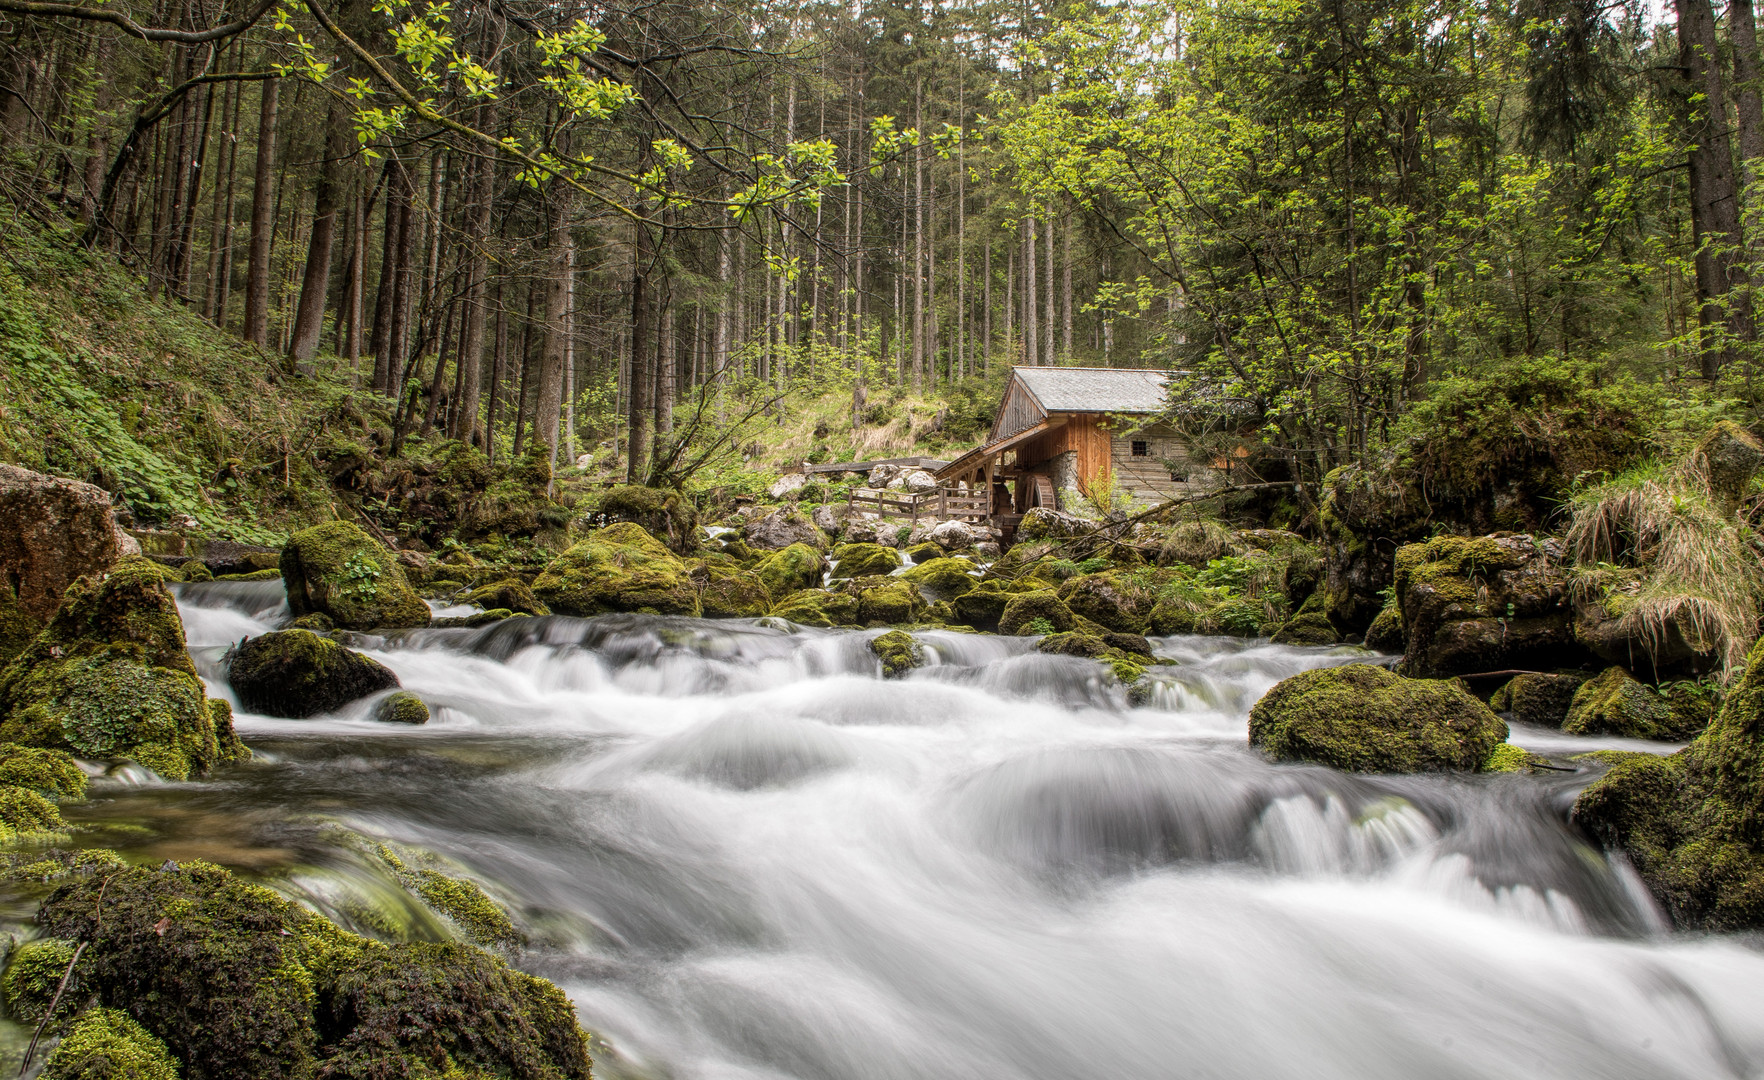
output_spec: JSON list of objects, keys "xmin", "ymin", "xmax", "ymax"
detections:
[
  {"xmin": 755, "ymin": 543, "xmax": 826, "ymax": 598},
  {"xmin": 690, "ymin": 561, "xmax": 771, "ymax": 619},
  {"xmin": 1563, "ymin": 667, "xmax": 1713, "ymax": 740},
  {"xmin": 372, "ymin": 843, "xmax": 519, "ymax": 947},
  {"xmin": 431, "ymin": 608, "xmax": 519, "ymax": 629},
  {"xmin": 1147, "ymin": 597, "xmax": 1199, "ymax": 636},
  {"xmin": 869, "ymin": 630, "xmax": 922, "ymax": 678},
  {"xmin": 281, "ymin": 521, "xmax": 430, "ymax": 631},
  {"xmin": 0, "ymin": 744, "xmax": 85, "ymax": 800},
  {"xmin": 743, "ymin": 508, "xmax": 827, "ymax": 552},
  {"xmin": 1363, "ymin": 601, "xmax": 1405, "ymax": 652},
  {"xmin": 289, "ymin": 612, "xmax": 335, "ymax": 632},
  {"xmin": 1489, "ymin": 671, "xmax": 1591, "ymax": 727},
  {"xmin": 949, "ymin": 579, "xmax": 1025, "ymax": 632},
  {"xmin": 178, "ymin": 559, "xmax": 213, "ymax": 583},
  {"xmin": 1480, "ymin": 742, "xmax": 1547, "ymax": 773},
  {"xmin": 1270, "ymin": 612, "xmax": 1339, "ymax": 646},
  {"xmin": 5, "ymin": 937, "xmax": 79, "ymax": 1025},
  {"xmin": 1056, "ymin": 572, "xmax": 1152, "ymax": 634},
  {"xmin": 902, "ymin": 557, "xmax": 978, "ymax": 599},
  {"xmin": 461, "ymin": 578, "xmax": 548, "ymax": 616},
  {"xmin": 533, "ymin": 522, "xmax": 699, "ymax": 617},
  {"xmin": 595, "ymin": 484, "xmax": 700, "ymax": 554},
  {"xmin": 40, "ymin": 1007, "xmax": 181, "ymax": 1080},
  {"xmin": 374, "ymin": 691, "xmax": 429, "ymax": 725},
  {"xmin": 903, "ymin": 542, "xmax": 943, "ymax": 565},
  {"xmin": 771, "ymin": 589, "xmax": 859, "ymax": 628},
  {"xmin": 215, "ymin": 568, "xmax": 282, "ymax": 582},
  {"xmin": 852, "ymin": 581, "xmax": 921, "ymax": 627},
  {"xmin": 998, "ymin": 590, "xmax": 1077, "ymax": 636},
  {"xmin": 829, "ymin": 543, "xmax": 900, "ymax": 579},
  {"xmin": 1392, "ymin": 533, "xmax": 1586, "ymax": 678},
  {"xmin": 227, "ymin": 629, "xmax": 399, "ymax": 719},
  {"xmin": 1038, "ymin": 631, "xmax": 1110, "ymax": 658},
  {"xmin": 0, "ymin": 557, "xmax": 244, "ymax": 780},
  {"xmin": 1249, "ymin": 664, "xmax": 1509, "ymax": 773},
  {"xmin": 1317, "ymin": 461, "xmax": 1432, "ymax": 635},
  {"xmin": 28, "ymin": 861, "xmax": 592, "ymax": 1080},
  {"xmin": 0, "ymin": 465, "xmax": 140, "ymax": 665},
  {"xmin": 1690, "ymin": 420, "xmax": 1764, "ymax": 513}
]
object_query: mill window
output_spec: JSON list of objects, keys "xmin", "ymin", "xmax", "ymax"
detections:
[{"xmin": 1131, "ymin": 440, "xmax": 1150, "ymax": 457}]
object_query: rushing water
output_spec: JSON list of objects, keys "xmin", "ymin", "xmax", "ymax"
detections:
[{"xmin": 65, "ymin": 581, "xmax": 1764, "ymax": 1078}]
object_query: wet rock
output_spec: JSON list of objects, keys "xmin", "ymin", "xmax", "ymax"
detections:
[
  {"xmin": 461, "ymin": 578, "xmax": 548, "ymax": 616},
  {"xmin": 744, "ymin": 507, "xmax": 828, "ymax": 551},
  {"xmin": 690, "ymin": 560, "xmax": 771, "ymax": 619},
  {"xmin": 374, "ymin": 691, "xmax": 430, "ymax": 725},
  {"xmin": 179, "ymin": 559, "xmax": 213, "ymax": 582},
  {"xmin": 998, "ymin": 590, "xmax": 1077, "ymax": 636},
  {"xmin": 929, "ymin": 520, "xmax": 977, "ymax": 551},
  {"xmin": 534, "ymin": 523, "xmax": 699, "ymax": 616},
  {"xmin": 1571, "ymin": 637, "xmax": 1764, "ymax": 929},
  {"xmin": 227, "ymin": 629, "xmax": 399, "ymax": 719},
  {"xmin": 281, "ymin": 521, "xmax": 430, "ymax": 631},
  {"xmin": 0, "ymin": 464, "xmax": 140, "ymax": 663},
  {"xmin": 431, "ymin": 609, "xmax": 517, "ymax": 629},
  {"xmin": 869, "ymin": 630, "xmax": 922, "ymax": 677},
  {"xmin": 772, "ymin": 589, "xmax": 859, "ymax": 628},
  {"xmin": 1563, "ymin": 667, "xmax": 1713, "ymax": 741},
  {"xmin": 29, "ymin": 861, "xmax": 592, "ymax": 1080},
  {"xmin": 290, "ymin": 611, "xmax": 335, "ymax": 632},
  {"xmin": 755, "ymin": 543, "xmax": 826, "ymax": 597},
  {"xmin": 851, "ymin": 580, "xmax": 922, "ymax": 626},
  {"xmin": 903, "ymin": 557, "xmax": 979, "ymax": 599},
  {"xmin": 1057, "ymin": 572, "xmax": 1153, "ymax": 634},
  {"xmin": 949, "ymin": 579, "xmax": 1026, "ymax": 632},
  {"xmin": 904, "ymin": 542, "xmax": 943, "ymax": 564},
  {"xmin": 1249, "ymin": 664, "xmax": 1508, "ymax": 773},
  {"xmin": 1690, "ymin": 420, "xmax": 1764, "ymax": 512},
  {"xmin": 1270, "ymin": 612, "xmax": 1339, "ymax": 645},
  {"xmin": 1572, "ymin": 597, "xmax": 1714, "ymax": 676},
  {"xmin": 594, "ymin": 485, "xmax": 701, "ymax": 555},
  {"xmin": 1017, "ymin": 507, "xmax": 1090, "ymax": 542},
  {"xmin": 830, "ymin": 542, "xmax": 901, "ymax": 579},
  {"xmin": 1363, "ymin": 602, "xmax": 1404, "ymax": 652},
  {"xmin": 840, "ymin": 516, "xmax": 884, "ymax": 545},
  {"xmin": 0, "ymin": 557, "xmax": 244, "ymax": 780},
  {"xmin": 1317, "ymin": 461, "xmax": 1432, "ymax": 634},
  {"xmin": 1489, "ymin": 671, "xmax": 1590, "ymax": 727},
  {"xmin": 1393, "ymin": 534, "xmax": 1586, "ymax": 678}
]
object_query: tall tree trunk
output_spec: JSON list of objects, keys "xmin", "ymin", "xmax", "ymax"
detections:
[
  {"xmin": 288, "ymin": 97, "xmax": 352, "ymax": 362},
  {"xmin": 203, "ymin": 61, "xmax": 239, "ymax": 322},
  {"xmin": 537, "ymin": 185, "xmax": 574, "ymax": 485},
  {"xmin": 1061, "ymin": 200, "xmax": 1073, "ymax": 360},
  {"xmin": 626, "ymin": 219, "xmax": 654, "ymax": 483},
  {"xmin": 370, "ymin": 160, "xmax": 403, "ymax": 392},
  {"xmin": 1024, "ymin": 214, "xmax": 1038, "ymax": 366},
  {"xmin": 911, "ymin": 79, "xmax": 924, "ymax": 393},
  {"xmin": 1043, "ymin": 207, "xmax": 1056, "ymax": 365},
  {"xmin": 487, "ymin": 281, "xmax": 508, "ymax": 464},
  {"xmin": 983, "ymin": 240, "xmax": 992, "ymax": 374},
  {"xmin": 243, "ymin": 76, "xmax": 278, "ymax": 347},
  {"xmin": 454, "ymin": 121, "xmax": 496, "ymax": 441},
  {"xmin": 1733, "ymin": 0, "xmax": 1764, "ymax": 184}
]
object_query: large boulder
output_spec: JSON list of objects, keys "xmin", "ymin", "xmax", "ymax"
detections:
[
  {"xmin": 928, "ymin": 519, "xmax": 977, "ymax": 551},
  {"xmin": 850, "ymin": 579, "xmax": 923, "ymax": 626},
  {"xmin": 1393, "ymin": 534, "xmax": 1586, "ymax": 678},
  {"xmin": 0, "ymin": 557, "xmax": 244, "ymax": 780},
  {"xmin": 1490, "ymin": 671, "xmax": 1590, "ymax": 727},
  {"xmin": 1248, "ymin": 664, "xmax": 1509, "ymax": 773},
  {"xmin": 771, "ymin": 589, "xmax": 859, "ymax": 628},
  {"xmin": 755, "ymin": 543, "xmax": 826, "ymax": 597},
  {"xmin": 1562, "ymin": 667, "xmax": 1713, "ymax": 741},
  {"xmin": 768, "ymin": 472, "xmax": 808, "ymax": 500},
  {"xmin": 533, "ymin": 523, "xmax": 698, "ymax": 616},
  {"xmin": 1572, "ymin": 593, "xmax": 1716, "ymax": 675},
  {"xmin": 281, "ymin": 521, "xmax": 430, "ymax": 631},
  {"xmin": 950, "ymin": 579, "xmax": 1030, "ymax": 632},
  {"xmin": 1572, "ymin": 637, "xmax": 1764, "ymax": 928},
  {"xmin": 902, "ymin": 557, "xmax": 979, "ymax": 599},
  {"xmin": 1316, "ymin": 462, "xmax": 1432, "ymax": 634},
  {"xmin": 1690, "ymin": 420, "xmax": 1764, "ymax": 513},
  {"xmin": 902, "ymin": 470, "xmax": 939, "ymax": 493},
  {"xmin": 227, "ymin": 629, "xmax": 401, "ymax": 719},
  {"xmin": 1057, "ymin": 572, "xmax": 1154, "ymax": 634},
  {"xmin": 0, "ymin": 465, "xmax": 140, "ymax": 663},
  {"xmin": 1016, "ymin": 507, "xmax": 1090, "ymax": 542},
  {"xmin": 461, "ymin": 578, "xmax": 548, "ymax": 616},
  {"xmin": 594, "ymin": 486, "xmax": 701, "ymax": 554},
  {"xmin": 744, "ymin": 508, "xmax": 828, "ymax": 551},
  {"xmin": 690, "ymin": 560, "xmax": 771, "ymax": 619},
  {"xmin": 830, "ymin": 543, "xmax": 900, "ymax": 579},
  {"xmin": 869, "ymin": 630, "xmax": 923, "ymax": 677},
  {"xmin": 812, "ymin": 503, "xmax": 851, "ymax": 536},
  {"xmin": 26, "ymin": 860, "xmax": 592, "ymax": 1080},
  {"xmin": 998, "ymin": 590, "xmax": 1077, "ymax": 636}
]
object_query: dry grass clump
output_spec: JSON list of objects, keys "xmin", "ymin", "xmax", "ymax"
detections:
[{"xmin": 1567, "ymin": 458, "xmax": 1764, "ymax": 679}]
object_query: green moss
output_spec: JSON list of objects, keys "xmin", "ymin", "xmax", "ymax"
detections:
[
  {"xmin": 1490, "ymin": 671, "xmax": 1590, "ymax": 727},
  {"xmin": 1249, "ymin": 664, "xmax": 1509, "ymax": 773},
  {"xmin": 372, "ymin": 843, "xmax": 519, "ymax": 947},
  {"xmin": 755, "ymin": 543, "xmax": 826, "ymax": 598},
  {"xmin": 902, "ymin": 557, "xmax": 978, "ymax": 598},
  {"xmin": 830, "ymin": 543, "xmax": 901, "ymax": 579},
  {"xmin": 460, "ymin": 578, "xmax": 548, "ymax": 616},
  {"xmin": 226, "ymin": 629, "xmax": 399, "ymax": 719},
  {"xmin": 998, "ymin": 591, "xmax": 1076, "ymax": 636},
  {"xmin": 852, "ymin": 581, "xmax": 922, "ymax": 627},
  {"xmin": 869, "ymin": 630, "xmax": 922, "ymax": 678},
  {"xmin": 533, "ymin": 522, "xmax": 699, "ymax": 617},
  {"xmin": 215, "ymin": 568, "xmax": 282, "ymax": 581},
  {"xmin": 947, "ymin": 579, "xmax": 1029, "ymax": 631},
  {"xmin": 280, "ymin": 521, "xmax": 431, "ymax": 631},
  {"xmin": 692, "ymin": 562, "xmax": 771, "ymax": 619},
  {"xmin": 1106, "ymin": 656, "xmax": 1146, "ymax": 685},
  {"xmin": 373, "ymin": 692, "xmax": 429, "ymax": 725},
  {"xmin": 27, "ymin": 861, "xmax": 590, "ymax": 1079},
  {"xmin": 1270, "ymin": 612, "xmax": 1339, "ymax": 646},
  {"xmin": 771, "ymin": 589, "xmax": 859, "ymax": 628},
  {"xmin": 1564, "ymin": 667, "xmax": 1708, "ymax": 740},
  {"xmin": 288, "ymin": 612, "xmax": 334, "ymax": 632},
  {"xmin": 596, "ymin": 485, "xmax": 700, "ymax": 553},
  {"xmin": 40, "ymin": 1007, "xmax": 182, "ymax": 1080},
  {"xmin": 1363, "ymin": 601, "xmax": 1405, "ymax": 652},
  {"xmin": 0, "ymin": 847, "xmax": 123, "ymax": 887},
  {"xmin": 4, "ymin": 938, "xmax": 78, "ymax": 1025},
  {"xmin": 178, "ymin": 560, "xmax": 213, "ymax": 582},
  {"xmin": 0, "ymin": 744, "xmax": 85, "ymax": 800},
  {"xmin": 904, "ymin": 542, "xmax": 942, "ymax": 564},
  {"xmin": 1038, "ymin": 632, "xmax": 1109, "ymax": 658},
  {"xmin": 1479, "ymin": 742, "xmax": 1541, "ymax": 773}
]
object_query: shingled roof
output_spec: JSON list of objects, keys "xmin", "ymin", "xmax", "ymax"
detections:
[{"xmin": 1013, "ymin": 366, "xmax": 1172, "ymax": 414}]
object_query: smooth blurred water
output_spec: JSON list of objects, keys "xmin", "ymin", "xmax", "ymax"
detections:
[{"xmin": 138, "ymin": 585, "xmax": 1764, "ymax": 1080}]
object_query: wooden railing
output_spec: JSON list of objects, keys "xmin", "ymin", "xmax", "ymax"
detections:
[{"xmin": 847, "ymin": 486, "xmax": 991, "ymax": 525}]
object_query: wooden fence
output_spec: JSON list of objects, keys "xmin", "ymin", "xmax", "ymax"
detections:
[{"xmin": 847, "ymin": 486, "xmax": 990, "ymax": 525}]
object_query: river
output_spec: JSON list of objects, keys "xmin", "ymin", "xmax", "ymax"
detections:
[{"xmin": 55, "ymin": 579, "xmax": 1764, "ymax": 1079}]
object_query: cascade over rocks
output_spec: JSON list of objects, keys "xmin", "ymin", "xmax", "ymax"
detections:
[
  {"xmin": 0, "ymin": 556, "xmax": 244, "ymax": 780},
  {"xmin": 0, "ymin": 464, "xmax": 140, "ymax": 663},
  {"xmin": 534, "ymin": 523, "xmax": 698, "ymax": 617},
  {"xmin": 1393, "ymin": 534, "xmax": 1587, "ymax": 678},
  {"xmin": 1249, "ymin": 664, "xmax": 1509, "ymax": 773},
  {"xmin": 227, "ymin": 629, "xmax": 401, "ymax": 719},
  {"xmin": 869, "ymin": 630, "xmax": 923, "ymax": 677},
  {"xmin": 1573, "ymin": 637, "xmax": 1764, "ymax": 929},
  {"xmin": 281, "ymin": 521, "xmax": 430, "ymax": 631}
]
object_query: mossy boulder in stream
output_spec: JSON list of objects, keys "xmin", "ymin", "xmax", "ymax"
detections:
[
  {"xmin": 533, "ymin": 522, "xmax": 698, "ymax": 616},
  {"xmin": 1490, "ymin": 671, "xmax": 1591, "ymax": 727},
  {"xmin": 949, "ymin": 578, "xmax": 1030, "ymax": 632},
  {"xmin": 869, "ymin": 630, "xmax": 922, "ymax": 677},
  {"xmin": 227, "ymin": 629, "xmax": 400, "ymax": 719},
  {"xmin": 461, "ymin": 578, "xmax": 548, "ymax": 616},
  {"xmin": 1563, "ymin": 667, "xmax": 1713, "ymax": 741},
  {"xmin": 852, "ymin": 580, "xmax": 921, "ymax": 626},
  {"xmin": 1392, "ymin": 534, "xmax": 1585, "ymax": 678},
  {"xmin": 772, "ymin": 589, "xmax": 859, "ymax": 628},
  {"xmin": 902, "ymin": 557, "xmax": 978, "ymax": 599},
  {"xmin": 1057, "ymin": 572, "xmax": 1152, "ymax": 634},
  {"xmin": 830, "ymin": 543, "xmax": 900, "ymax": 579},
  {"xmin": 690, "ymin": 560, "xmax": 771, "ymax": 619},
  {"xmin": 1249, "ymin": 664, "xmax": 1509, "ymax": 773},
  {"xmin": 594, "ymin": 484, "xmax": 700, "ymax": 554},
  {"xmin": 1271, "ymin": 613, "xmax": 1340, "ymax": 646},
  {"xmin": 39, "ymin": 1007, "xmax": 181, "ymax": 1080},
  {"xmin": 26, "ymin": 860, "xmax": 592, "ymax": 1080},
  {"xmin": 281, "ymin": 521, "xmax": 430, "ymax": 631},
  {"xmin": 998, "ymin": 590, "xmax": 1076, "ymax": 636},
  {"xmin": 0, "ymin": 557, "xmax": 244, "ymax": 780},
  {"xmin": 755, "ymin": 543, "xmax": 826, "ymax": 597}
]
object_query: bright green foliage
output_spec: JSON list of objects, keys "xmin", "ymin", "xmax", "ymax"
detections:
[
  {"xmin": 4, "ymin": 938, "xmax": 79, "ymax": 1025},
  {"xmin": 281, "ymin": 522, "xmax": 431, "ymax": 631},
  {"xmin": 1249, "ymin": 664, "xmax": 1509, "ymax": 773},
  {"xmin": 41, "ymin": 1008, "xmax": 182, "ymax": 1080},
  {"xmin": 0, "ymin": 557, "xmax": 244, "ymax": 780},
  {"xmin": 533, "ymin": 522, "xmax": 699, "ymax": 616},
  {"xmin": 1479, "ymin": 743, "xmax": 1543, "ymax": 774}
]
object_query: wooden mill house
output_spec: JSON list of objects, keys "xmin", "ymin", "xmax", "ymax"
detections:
[{"xmin": 936, "ymin": 366, "xmax": 1216, "ymax": 526}]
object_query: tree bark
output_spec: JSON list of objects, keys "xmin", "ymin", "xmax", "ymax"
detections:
[
  {"xmin": 625, "ymin": 218, "xmax": 654, "ymax": 483},
  {"xmin": 287, "ymin": 96, "xmax": 351, "ymax": 362},
  {"xmin": 242, "ymin": 75, "xmax": 278, "ymax": 346},
  {"xmin": 537, "ymin": 184, "xmax": 574, "ymax": 483}
]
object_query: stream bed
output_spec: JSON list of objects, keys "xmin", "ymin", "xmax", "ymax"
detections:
[{"xmin": 41, "ymin": 579, "xmax": 1764, "ymax": 1079}]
